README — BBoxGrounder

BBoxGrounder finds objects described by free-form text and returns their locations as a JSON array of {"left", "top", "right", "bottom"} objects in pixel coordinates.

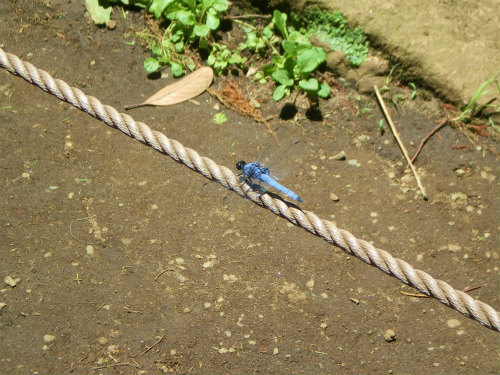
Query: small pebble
[
  {"left": 44, "top": 334, "right": 56, "bottom": 343},
  {"left": 4, "top": 276, "right": 18, "bottom": 287},
  {"left": 0, "top": 302, "right": 6, "bottom": 310},
  {"left": 480, "top": 170, "right": 496, "bottom": 182},
  {"left": 447, "top": 319, "right": 461, "bottom": 328},
  {"left": 223, "top": 274, "right": 237, "bottom": 282},
  {"left": 21, "top": 172, "right": 30, "bottom": 179},
  {"left": 331, "top": 151, "right": 346, "bottom": 160},
  {"left": 273, "top": 347, "right": 279, "bottom": 355},
  {"left": 97, "top": 336, "right": 108, "bottom": 345},
  {"left": 306, "top": 279, "right": 315, "bottom": 288},
  {"left": 447, "top": 244, "right": 462, "bottom": 252},
  {"left": 86, "top": 245, "right": 94, "bottom": 255},
  {"left": 384, "top": 329, "right": 396, "bottom": 342},
  {"left": 203, "top": 261, "right": 214, "bottom": 268},
  {"left": 347, "top": 159, "right": 360, "bottom": 167},
  {"left": 329, "top": 192, "right": 339, "bottom": 201}
]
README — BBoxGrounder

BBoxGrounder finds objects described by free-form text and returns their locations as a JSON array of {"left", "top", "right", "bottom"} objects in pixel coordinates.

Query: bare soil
[{"left": 1, "top": 1, "right": 499, "bottom": 374}]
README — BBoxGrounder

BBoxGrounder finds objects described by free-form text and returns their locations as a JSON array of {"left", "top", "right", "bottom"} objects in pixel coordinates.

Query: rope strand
[{"left": 1, "top": 47, "right": 498, "bottom": 332}]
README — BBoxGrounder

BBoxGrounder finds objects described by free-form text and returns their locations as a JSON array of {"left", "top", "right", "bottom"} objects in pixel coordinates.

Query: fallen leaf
[{"left": 125, "top": 67, "right": 214, "bottom": 109}]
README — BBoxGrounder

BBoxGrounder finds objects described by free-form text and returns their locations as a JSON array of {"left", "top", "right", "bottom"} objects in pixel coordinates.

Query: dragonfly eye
[{"left": 235, "top": 161, "right": 246, "bottom": 170}]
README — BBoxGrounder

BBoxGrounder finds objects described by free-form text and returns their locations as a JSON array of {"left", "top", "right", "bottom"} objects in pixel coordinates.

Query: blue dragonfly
[{"left": 236, "top": 127, "right": 304, "bottom": 202}]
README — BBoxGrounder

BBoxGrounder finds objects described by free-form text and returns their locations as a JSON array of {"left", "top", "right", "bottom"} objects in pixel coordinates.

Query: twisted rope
[{"left": 1, "top": 47, "right": 498, "bottom": 332}]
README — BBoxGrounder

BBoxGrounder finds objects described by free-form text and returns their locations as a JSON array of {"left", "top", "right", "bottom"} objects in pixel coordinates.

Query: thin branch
[
  {"left": 411, "top": 117, "right": 450, "bottom": 163},
  {"left": 131, "top": 334, "right": 166, "bottom": 358},
  {"left": 223, "top": 14, "right": 271, "bottom": 20},
  {"left": 374, "top": 85, "right": 428, "bottom": 200}
]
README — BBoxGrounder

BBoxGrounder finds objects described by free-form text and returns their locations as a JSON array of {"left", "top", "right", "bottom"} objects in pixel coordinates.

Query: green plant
[
  {"left": 452, "top": 70, "right": 500, "bottom": 132},
  {"left": 262, "top": 10, "right": 330, "bottom": 102},
  {"left": 91, "top": 0, "right": 229, "bottom": 76},
  {"left": 409, "top": 82, "right": 418, "bottom": 100},
  {"left": 139, "top": 29, "right": 196, "bottom": 76},
  {"left": 293, "top": 6, "right": 369, "bottom": 66},
  {"left": 146, "top": 0, "right": 229, "bottom": 75},
  {"left": 212, "top": 111, "right": 227, "bottom": 124}
]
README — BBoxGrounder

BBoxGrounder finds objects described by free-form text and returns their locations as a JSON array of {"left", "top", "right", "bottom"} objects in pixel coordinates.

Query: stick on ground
[{"left": 374, "top": 85, "right": 428, "bottom": 200}]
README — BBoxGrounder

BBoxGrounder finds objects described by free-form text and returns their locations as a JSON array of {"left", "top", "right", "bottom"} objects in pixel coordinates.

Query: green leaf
[
  {"left": 273, "top": 85, "right": 289, "bottom": 101},
  {"left": 151, "top": 43, "right": 162, "bottom": 56},
  {"left": 85, "top": 0, "right": 112, "bottom": 25},
  {"left": 170, "top": 62, "right": 184, "bottom": 77},
  {"left": 201, "top": 0, "right": 214, "bottom": 10},
  {"left": 207, "top": 53, "right": 216, "bottom": 66},
  {"left": 299, "top": 78, "right": 319, "bottom": 92},
  {"left": 262, "top": 64, "right": 275, "bottom": 76},
  {"left": 175, "top": 41, "right": 185, "bottom": 52},
  {"left": 272, "top": 10, "right": 288, "bottom": 39},
  {"left": 148, "top": 0, "right": 175, "bottom": 19},
  {"left": 262, "top": 25, "right": 273, "bottom": 39},
  {"left": 167, "top": 9, "right": 196, "bottom": 25},
  {"left": 144, "top": 57, "right": 161, "bottom": 73},
  {"left": 318, "top": 82, "right": 331, "bottom": 98},
  {"left": 271, "top": 70, "right": 293, "bottom": 86},
  {"left": 212, "top": 112, "right": 228, "bottom": 124},
  {"left": 282, "top": 40, "right": 296, "bottom": 56},
  {"left": 297, "top": 47, "right": 326, "bottom": 73},
  {"left": 212, "top": 0, "right": 229, "bottom": 12},
  {"left": 199, "top": 39, "right": 210, "bottom": 50},
  {"left": 228, "top": 53, "right": 241, "bottom": 64},
  {"left": 194, "top": 24, "right": 210, "bottom": 37},
  {"left": 206, "top": 11, "right": 220, "bottom": 30}
]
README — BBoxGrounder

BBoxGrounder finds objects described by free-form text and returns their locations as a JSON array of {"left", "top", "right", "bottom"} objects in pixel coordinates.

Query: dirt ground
[
  {"left": 307, "top": 0, "right": 500, "bottom": 108},
  {"left": 1, "top": 1, "right": 499, "bottom": 374}
]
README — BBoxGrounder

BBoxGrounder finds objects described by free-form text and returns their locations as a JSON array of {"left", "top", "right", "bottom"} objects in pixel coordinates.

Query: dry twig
[
  {"left": 411, "top": 117, "right": 450, "bottom": 163},
  {"left": 374, "top": 85, "right": 428, "bottom": 199},
  {"left": 131, "top": 334, "right": 167, "bottom": 357}
]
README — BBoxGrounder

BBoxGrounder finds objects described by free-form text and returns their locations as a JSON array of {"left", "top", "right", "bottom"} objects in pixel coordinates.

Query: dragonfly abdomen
[{"left": 258, "top": 173, "right": 303, "bottom": 202}]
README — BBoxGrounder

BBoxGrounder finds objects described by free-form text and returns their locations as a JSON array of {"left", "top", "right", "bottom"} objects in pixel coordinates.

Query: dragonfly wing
[{"left": 255, "top": 127, "right": 304, "bottom": 180}]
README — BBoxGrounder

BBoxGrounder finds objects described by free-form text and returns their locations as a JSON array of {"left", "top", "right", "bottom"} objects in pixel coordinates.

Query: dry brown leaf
[{"left": 125, "top": 67, "right": 213, "bottom": 109}]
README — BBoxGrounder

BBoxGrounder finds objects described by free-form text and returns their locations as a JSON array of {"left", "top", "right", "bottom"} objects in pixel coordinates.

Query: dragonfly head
[{"left": 235, "top": 160, "right": 246, "bottom": 170}]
